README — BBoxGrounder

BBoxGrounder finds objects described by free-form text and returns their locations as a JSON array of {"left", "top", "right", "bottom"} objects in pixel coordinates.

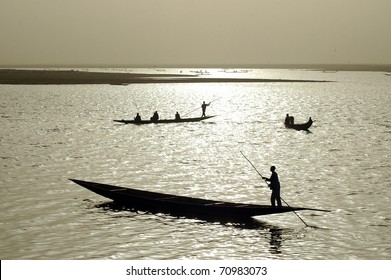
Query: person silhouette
[
  {"left": 150, "top": 111, "right": 159, "bottom": 122},
  {"left": 285, "top": 114, "right": 290, "bottom": 125},
  {"left": 201, "top": 101, "right": 210, "bottom": 117},
  {"left": 262, "top": 166, "right": 282, "bottom": 207},
  {"left": 134, "top": 113, "right": 141, "bottom": 123}
]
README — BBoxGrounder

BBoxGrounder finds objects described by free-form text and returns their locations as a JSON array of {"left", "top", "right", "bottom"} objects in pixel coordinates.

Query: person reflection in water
[
  {"left": 262, "top": 166, "right": 282, "bottom": 207},
  {"left": 269, "top": 228, "right": 283, "bottom": 254}
]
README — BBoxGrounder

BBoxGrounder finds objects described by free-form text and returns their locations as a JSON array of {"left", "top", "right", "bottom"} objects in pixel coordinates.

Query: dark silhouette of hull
[
  {"left": 285, "top": 118, "right": 313, "bottom": 130},
  {"left": 70, "top": 179, "right": 327, "bottom": 221},
  {"left": 113, "top": 115, "right": 216, "bottom": 124}
]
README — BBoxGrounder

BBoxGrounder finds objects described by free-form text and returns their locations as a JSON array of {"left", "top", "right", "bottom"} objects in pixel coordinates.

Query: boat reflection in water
[{"left": 95, "top": 201, "right": 287, "bottom": 255}]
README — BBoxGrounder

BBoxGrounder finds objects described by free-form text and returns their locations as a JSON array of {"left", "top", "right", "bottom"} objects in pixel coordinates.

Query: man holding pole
[
  {"left": 240, "top": 151, "right": 310, "bottom": 226},
  {"left": 262, "top": 166, "right": 282, "bottom": 207},
  {"left": 201, "top": 101, "right": 210, "bottom": 117}
]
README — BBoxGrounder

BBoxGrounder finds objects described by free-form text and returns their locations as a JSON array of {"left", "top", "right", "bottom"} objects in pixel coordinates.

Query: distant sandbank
[{"left": 0, "top": 69, "right": 331, "bottom": 85}]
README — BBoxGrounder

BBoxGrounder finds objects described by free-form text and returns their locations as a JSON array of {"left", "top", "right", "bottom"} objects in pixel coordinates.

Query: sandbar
[{"left": 0, "top": 69, "right": 330, "bottom": 85}]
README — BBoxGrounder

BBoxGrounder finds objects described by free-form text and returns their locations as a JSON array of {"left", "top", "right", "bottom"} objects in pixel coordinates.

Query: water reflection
[
  {"left": 269, "top": 228, "right": 283, "bottom": 254},
  {"left": 2, "top": 70, "right": 390, "bottom": 259},
  {"left": 95, "top": 201, "right": 282, "bottom": 227},
  {"left": 95, "top": 201, "right": 287, "bottom": 256},
  {"left": 229, "top": 219, "right": 285, "bottom": 255}
]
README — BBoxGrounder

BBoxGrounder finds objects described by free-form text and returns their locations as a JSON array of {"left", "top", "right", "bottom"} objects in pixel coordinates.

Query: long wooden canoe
[
  {"left": 113, "top": 115, "right": 216, "bottom": 124},
  {"left": 285, "top": 117, "right": 313, "bottom": 131},
  {"left": 70, "top": 179, "right": 328, "bottom": 221}
]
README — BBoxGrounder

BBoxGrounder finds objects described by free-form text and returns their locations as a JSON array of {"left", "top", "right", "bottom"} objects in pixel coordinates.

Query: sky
[{"left": 0, "top": 0, "right": 390, "bottom": 67}]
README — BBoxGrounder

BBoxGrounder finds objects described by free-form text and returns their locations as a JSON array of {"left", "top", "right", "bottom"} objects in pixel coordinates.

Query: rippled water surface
[{"left": 1, "top": 69, "right": 390, "bottom": 259}]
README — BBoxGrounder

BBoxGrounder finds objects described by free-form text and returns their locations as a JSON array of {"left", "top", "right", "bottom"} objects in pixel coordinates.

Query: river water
[{"left": 0, "top": 69, "right": 390, "bottom": 259}]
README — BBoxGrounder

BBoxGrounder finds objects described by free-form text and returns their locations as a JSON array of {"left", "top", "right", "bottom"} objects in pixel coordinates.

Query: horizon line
[{"left": 1, "top": 63, "right": 391, "bottom": 71}]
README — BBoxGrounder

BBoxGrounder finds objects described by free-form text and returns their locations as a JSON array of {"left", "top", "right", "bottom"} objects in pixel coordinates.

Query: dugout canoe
[
  {"left": 285, "top": 117, "right": 313, "bottom": 131},
  {"left": 70, "top": 179, "right": 328, "bottom": 221},
  {"left": 113, "top": 115, "right": 216, "bottom": 124}
]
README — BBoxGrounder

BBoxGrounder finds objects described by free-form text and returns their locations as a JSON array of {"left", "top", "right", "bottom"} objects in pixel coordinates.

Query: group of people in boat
[
  {"left": 133, "top": 111, "right": 161, "bottom": 123},
  {"left": 133, "top": 101, "right": 211, "bottom": 123}
]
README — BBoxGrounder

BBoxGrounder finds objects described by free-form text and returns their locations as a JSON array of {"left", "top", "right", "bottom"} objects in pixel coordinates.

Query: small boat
[
  {"left": 70, "top": 179, "right": 328, "bottom": 221},
  {"left": 285, "top": 117, "right": 313, "bottom": 131},
  {"left": 113, "top": 115, "right": 216, "bottom": 124}
]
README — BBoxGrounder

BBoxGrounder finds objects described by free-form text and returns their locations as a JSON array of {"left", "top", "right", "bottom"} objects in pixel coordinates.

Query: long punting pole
[
  {"left": 182, "top": 97, "right": 221, "bottom": 117},
  {"left": 240, "top": 151, "right": 309, "bottom": 227}
]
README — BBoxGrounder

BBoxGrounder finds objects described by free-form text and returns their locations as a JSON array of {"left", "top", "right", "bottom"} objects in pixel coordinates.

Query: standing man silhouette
[
  {"left": 201, "top": 101, "right": 210, "bottom": 117},
  {"left": 262, "top": 166, "right": 282, "bottom": 207}
]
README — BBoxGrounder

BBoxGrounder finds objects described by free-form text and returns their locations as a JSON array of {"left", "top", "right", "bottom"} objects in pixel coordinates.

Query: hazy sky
[{"left": 1, "top": 0, "right": 390, "bottom": 66}]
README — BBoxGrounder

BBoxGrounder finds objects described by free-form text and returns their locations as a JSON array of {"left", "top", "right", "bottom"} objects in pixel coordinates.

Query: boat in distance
[
  {"left": 113, "top": 115, "right": 216, "bottom": 124},
  {"left": 285, "top": 117, "right": 313, "bottom": 131},
  {"left": 70, "top": 179, "right": 329, "bottom": 221}
]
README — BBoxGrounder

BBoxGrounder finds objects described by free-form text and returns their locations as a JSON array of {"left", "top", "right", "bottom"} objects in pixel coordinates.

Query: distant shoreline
[
  {"left": 0, "top": 69, "right": 331, "bottom": 85},
  {"left": 2, "top": 63, "right": 390, "bottom": 71}
]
